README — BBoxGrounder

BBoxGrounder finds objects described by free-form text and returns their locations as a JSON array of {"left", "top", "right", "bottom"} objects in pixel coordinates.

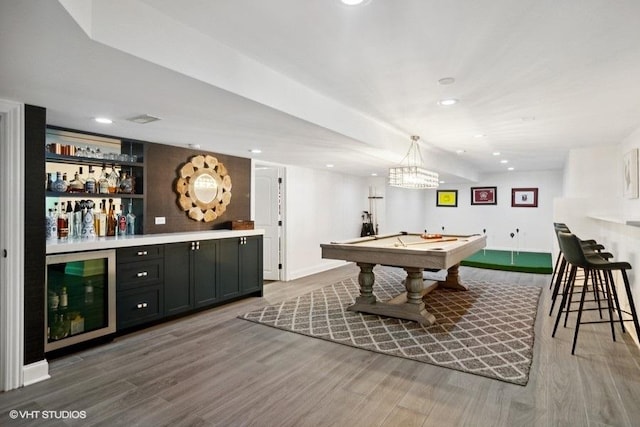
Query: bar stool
[
  {"left": 552, "top": 231, "right": 640, "bottom": 355},
  {"left": 548, "top": 224, "right": 611, "bottom": 316}
]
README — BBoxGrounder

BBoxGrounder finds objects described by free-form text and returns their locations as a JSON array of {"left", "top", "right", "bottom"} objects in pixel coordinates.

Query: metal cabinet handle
[
  {"left": 137, "top": 271, "right": 148, "bottom": 277},
  {"left": 196, "top": 241, "right": 200, "bottom": 250},
  {"left": 136, "top": 302, "right": 148, "bottom": 309},
  {"left": 191, "top": 241, "right": 195, "bottom": 251},
  {"left": 137, "top": 250, "right": 148, "bottom": 256}
]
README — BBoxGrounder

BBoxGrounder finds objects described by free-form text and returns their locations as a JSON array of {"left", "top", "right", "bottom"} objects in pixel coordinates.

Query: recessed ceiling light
[
  {"left": 438, "top": 98, "right": 459, "bottom": 106},
  {"left": 474, "top": 134, "right": 486, "bottom": 138},
  {"left": 492, "top": 152, "right": 501, "bottom": 156},
  {"left": 500, "top": 159, "right": 509, "bottom": 164},
  {"left": 127, "top": 114, "right": 160, "bottom": 124},
  {"left": 438, "top": 77, "right": 455, "bottom": 85},
  {"left": 439, "top": 180, "right": 446, "bottom": 184},
  {"left": 456, "top": 149, "right": 465, "bottom": 154},
  {"left": 371, "top": 173, "right": 378, "bottom": 176},
  {"left": 521, "top": 116, "right": 536, "bottom": 122},
  {"left": 340, "top": 0, "right": 368, "bottom": 5},
  {"left": 189, "top": 143, "right": 201, "bottom": 149},
  {"left": 326, "top": 164, "right": 334, "bottom": 168},
  {"left": 94, "top": 117, "right": 113, "bottom": 124},
  {"left": 249, "top": 149, "right": 262, "bottom": 154},
  {"left": 508, "top": 167, "right": 515, "bottom": 171}
]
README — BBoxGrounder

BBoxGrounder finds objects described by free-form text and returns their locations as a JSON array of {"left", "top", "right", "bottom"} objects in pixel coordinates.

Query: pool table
[{"left": 320, "top": 232, "right": 486, "bottom": 325}]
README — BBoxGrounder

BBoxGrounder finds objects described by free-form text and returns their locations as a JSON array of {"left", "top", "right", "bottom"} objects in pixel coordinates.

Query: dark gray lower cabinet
[
  {"left": 164, "top": 240, "right": 219, "bottom": 316},
  {"left": 116, "top": 236, "right": 262, "bottom": 331},
  {"left": 116, "top": 245, "right": 164, "bottom": 329},
  {"left": 219, "top": 236, "right": 263, "bottom": 299}
]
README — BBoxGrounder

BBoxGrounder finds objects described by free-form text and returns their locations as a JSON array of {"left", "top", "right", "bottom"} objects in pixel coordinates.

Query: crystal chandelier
[{"left": 388, "top": 135, "right": 439, "bottom": 189}]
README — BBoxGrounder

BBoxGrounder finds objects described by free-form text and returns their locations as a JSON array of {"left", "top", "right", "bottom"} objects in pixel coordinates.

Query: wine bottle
[{"left": 98, "top": 166, "right": 109, "bottom": 194}]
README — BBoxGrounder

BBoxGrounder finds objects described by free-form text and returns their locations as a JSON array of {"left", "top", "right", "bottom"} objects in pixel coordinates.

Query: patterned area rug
[{"left": 240, "top": 267, "right": 543, "bottom": 386}]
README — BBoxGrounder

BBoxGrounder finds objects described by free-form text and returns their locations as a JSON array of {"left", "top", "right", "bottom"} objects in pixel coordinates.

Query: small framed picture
[
  {"left": 623, "top": 148, "right": 639, "bottom": 199},
  {"left": 471, "top": 187, "right": 497, "bottom": 205},
  {"left": 436, "top": 190, "right": 458, "bottom": 207},
  {"left": 511, "top": 188, "right": 538, "bottom": 207}
]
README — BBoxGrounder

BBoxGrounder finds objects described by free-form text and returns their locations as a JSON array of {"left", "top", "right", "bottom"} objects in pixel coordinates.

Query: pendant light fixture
[{"left": 388, "top": 135, "right": 439, "bottom": 189}]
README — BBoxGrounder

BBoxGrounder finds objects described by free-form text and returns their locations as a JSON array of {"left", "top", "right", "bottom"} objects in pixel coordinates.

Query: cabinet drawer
[
  {"left": 117, "top": 259, "right": 163, "bottom": 290},
  {"left": 117, "top": 287, "right": 162, "bottom": 329},
  {"left": 117, "top": 245, "right": 164, "bottom": 262}
]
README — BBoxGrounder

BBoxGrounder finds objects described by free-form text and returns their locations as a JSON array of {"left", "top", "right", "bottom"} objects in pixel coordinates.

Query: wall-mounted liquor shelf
[
  {"left": 45, "top": 152, "right": 144, "bottom": 169},
  {"left": 45, "top": 191, "right": 144, "bottom": 199}
]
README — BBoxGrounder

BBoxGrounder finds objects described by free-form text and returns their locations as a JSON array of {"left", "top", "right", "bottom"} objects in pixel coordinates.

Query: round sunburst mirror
[{"left": 175, "top": 154, "right": 232, "bottom": 222}]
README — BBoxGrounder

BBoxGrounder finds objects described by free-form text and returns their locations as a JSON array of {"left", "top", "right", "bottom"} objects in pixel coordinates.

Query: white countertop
[
  {"left": 588, "top": 215, "right": 640, "bottom": 227},
  {"left": 46, "top": 229, "right": 264, "bottom": 254}
]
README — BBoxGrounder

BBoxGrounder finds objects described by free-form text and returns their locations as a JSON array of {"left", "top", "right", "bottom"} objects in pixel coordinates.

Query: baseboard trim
[{"left": 22, "top": 360, "right": 50, "bottom": 387}]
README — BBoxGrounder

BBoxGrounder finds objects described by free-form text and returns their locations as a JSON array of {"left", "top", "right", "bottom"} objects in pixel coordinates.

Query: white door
[{"left": 255, "top": 165, "right": 282, "bottom": 281}]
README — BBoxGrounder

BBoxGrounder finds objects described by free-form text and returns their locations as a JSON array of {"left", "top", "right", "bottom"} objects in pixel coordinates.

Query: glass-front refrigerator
[{"left": 45, "top": 249, "right": 116, "bottom": 352}]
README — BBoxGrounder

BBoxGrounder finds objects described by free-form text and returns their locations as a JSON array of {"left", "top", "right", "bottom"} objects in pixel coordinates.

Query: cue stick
[
  {"left": 396, "top": 237, "right": 407, "bottom": 247},
  {"left": 393, "top": 238, "right": 458, "bottom": 247}
]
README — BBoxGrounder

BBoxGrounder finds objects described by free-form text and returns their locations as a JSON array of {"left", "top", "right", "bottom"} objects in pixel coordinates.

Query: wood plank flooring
[{"left": 2, "top": 265, "right": 640, "bottom": 426}]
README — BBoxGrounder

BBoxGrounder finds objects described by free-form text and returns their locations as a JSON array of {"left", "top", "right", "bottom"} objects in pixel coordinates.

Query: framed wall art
[
  {"left": 436, "top": 190, "right": 458, "bottom": 207},
  {"left": 623, "top": 148, "right": 639, "bottom": 199},
  {"left": 471, "top": 186, "right": 497, "bottom": 205},
  {"left": 511, "top": 188, "right": 538, "bottom": 207}
]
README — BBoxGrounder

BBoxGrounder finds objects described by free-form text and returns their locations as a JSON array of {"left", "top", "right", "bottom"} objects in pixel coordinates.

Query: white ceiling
[{"left": 2, "top": 0, "right": 640, "bottom": 182}]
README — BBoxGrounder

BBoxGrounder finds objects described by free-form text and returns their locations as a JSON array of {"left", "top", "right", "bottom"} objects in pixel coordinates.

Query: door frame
[
  {"left": 0, "top": 99, "right": 25, "bottom": 391},
  {"left": 252, "top": 160, "right": 286, "bottom": 281}
]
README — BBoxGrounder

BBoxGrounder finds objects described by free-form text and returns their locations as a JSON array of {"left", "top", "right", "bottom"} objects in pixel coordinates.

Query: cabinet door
[
  {"left": 193, "top": 240, "right": 218, "bottom": 308},
  {"left": 241, "top": 236, "right": 263, "bottom": 295},
  {"left": 218, "top": 238, "right": 240, "bottom": 299},
  {"left": 164, "top": 242, "right": 193, "bottom": 316}
]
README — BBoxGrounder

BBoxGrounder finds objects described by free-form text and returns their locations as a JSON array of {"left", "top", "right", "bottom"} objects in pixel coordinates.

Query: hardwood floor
[{"left": 2, "top": 265, "right": 640, "bottom": 426}]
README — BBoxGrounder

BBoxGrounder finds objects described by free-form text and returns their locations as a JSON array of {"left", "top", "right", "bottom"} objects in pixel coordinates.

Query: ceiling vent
[{"left": 127, "top": 114, "right": 161, "bottom": 124}]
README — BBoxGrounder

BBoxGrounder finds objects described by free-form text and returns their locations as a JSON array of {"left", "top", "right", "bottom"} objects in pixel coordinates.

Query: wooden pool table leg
[
  {"left": 348, "top": 264, "right": 436, "bottom": 325},
  {"left": 354, "top": 262, "right": 376, "bottom": 304},
  {"left": 437, "top": 263, "right": 469, "bottom": 291}
]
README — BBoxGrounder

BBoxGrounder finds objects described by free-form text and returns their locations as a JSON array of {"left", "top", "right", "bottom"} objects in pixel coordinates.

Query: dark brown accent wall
[
  {"left": 24, "top": 105, "right": 46, "bottom": 365},
  {"left": 144, "top": 142, "right": 251, "bottom": 234}
]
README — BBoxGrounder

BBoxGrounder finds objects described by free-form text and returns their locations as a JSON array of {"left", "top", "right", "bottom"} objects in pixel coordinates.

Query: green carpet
[{"left": 461, "top": 249, "right": 553, "bottom": 274}]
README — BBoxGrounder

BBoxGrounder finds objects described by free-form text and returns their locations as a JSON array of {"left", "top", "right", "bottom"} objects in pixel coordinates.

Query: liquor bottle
[
  {"left": 65, "top": 201, "right": 75, "bottom": 239},
  {"left": 57, "top": 203, "right": 68, "bottom": 240},
  {"left": 74, "top": 200, "right": 82, "bottom": 237},
  {"left": 68, "top": 170, "right": 84, "bottom": 193},
  {"left": 46, "top": 208, "right": 57, "bottom": 240},
  {"left": 85, "top": 167, "right": 97, "bottom": 193},
  {"left": 107, "top": 166, "right": 120, "bottom": 194},
  {"left": 126, "top": 203, "right": 136, "bottom": 235},
  {"left": 117, "top": 204, "right": 127, "bottom": 236},
  {"left": 51, "top": 172, "right": 68, "bottom": 192},
  {"left": 107, "top": 199, "right": 116, "bottom": 236},
  {"left": 119, "top": 171, "right": 134, "bottom": 194},
  {"left": 81, "top": 200, "right": 96, "bottom": 237},
  {"left": 98, "top": 166, "right": 109, "bottom": 194},
  {"left": 46, "top": 172, "right": 52, "bottom": 190},
  {"left": 97, "top": 199, "right": 107, "bottom": 237}
]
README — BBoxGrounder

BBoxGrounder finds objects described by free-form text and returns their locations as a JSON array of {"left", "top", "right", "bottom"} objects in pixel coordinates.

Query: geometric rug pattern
[{"left": 241, "top": 267, "right": 543, "bottom": 386}]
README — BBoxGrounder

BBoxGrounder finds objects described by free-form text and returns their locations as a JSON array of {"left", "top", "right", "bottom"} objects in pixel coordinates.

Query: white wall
[
  {"left": 414, "top": 170, "right": 564, "bottom": 252},
  {"left": 284, "top": 166, "right": 369, "bottom": 280}
]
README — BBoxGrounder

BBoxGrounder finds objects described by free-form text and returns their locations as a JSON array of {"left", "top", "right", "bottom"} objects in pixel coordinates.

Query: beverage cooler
[{"left": 45, "top": 249, "right": 116, "bottom": 352}]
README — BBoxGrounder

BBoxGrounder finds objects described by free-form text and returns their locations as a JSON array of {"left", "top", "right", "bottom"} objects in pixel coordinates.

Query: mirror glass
[{"left": 192, "top": 173, "right": 218, "bottom": 204}]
